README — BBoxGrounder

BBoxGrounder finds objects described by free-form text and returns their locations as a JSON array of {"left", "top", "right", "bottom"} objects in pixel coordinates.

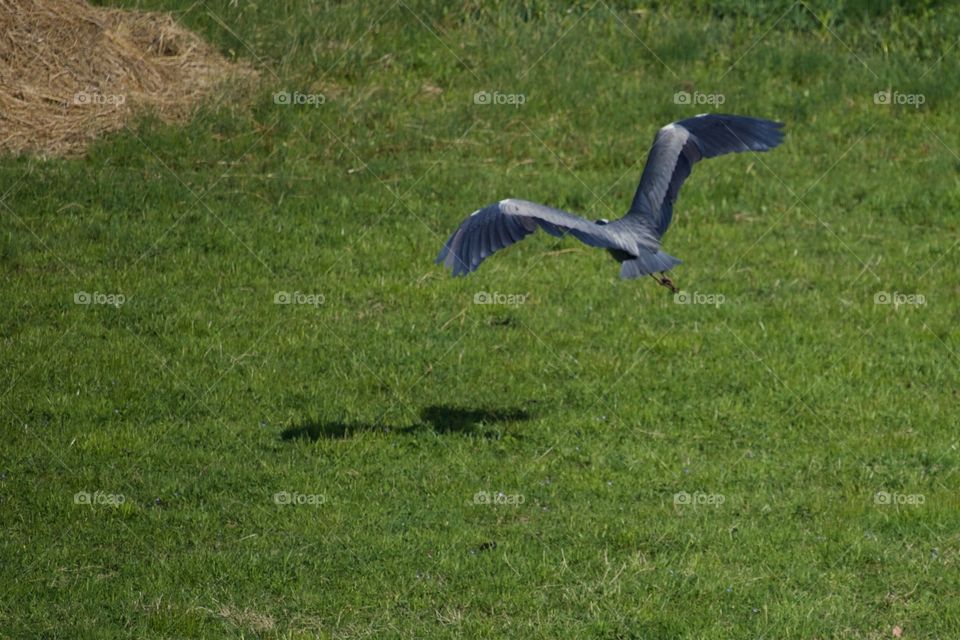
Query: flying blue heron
[{"left": 435, "top": 113, "right": 785, "bottom": 291}]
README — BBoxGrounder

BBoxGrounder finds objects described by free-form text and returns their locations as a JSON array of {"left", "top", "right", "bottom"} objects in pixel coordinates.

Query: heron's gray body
[{"left": 436, "top": 114, "right": 785, "bottom": 280}]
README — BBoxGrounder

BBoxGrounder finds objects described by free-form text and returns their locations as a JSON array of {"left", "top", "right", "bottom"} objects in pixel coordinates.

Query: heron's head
[{"left": 594, "top": 218, "right": 609, "bottom": 226}]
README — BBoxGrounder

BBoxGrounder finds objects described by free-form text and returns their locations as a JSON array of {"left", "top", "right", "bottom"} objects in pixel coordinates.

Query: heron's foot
[
  {"left": 658, "top": 272, "right": 678, "bottom": 293},
  {"left": 649, "top": 273, "right": 678, "bottom": 293}
]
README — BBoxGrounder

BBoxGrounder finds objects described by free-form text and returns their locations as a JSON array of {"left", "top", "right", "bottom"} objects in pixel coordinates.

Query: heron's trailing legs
[{"left": 650, "top": 272, "right": 678, "bottom": 293}]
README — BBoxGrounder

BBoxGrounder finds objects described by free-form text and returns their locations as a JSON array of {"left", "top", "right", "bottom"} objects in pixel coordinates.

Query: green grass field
[{"left": 3, "top": 1, "right": 959, "bottom": 637}]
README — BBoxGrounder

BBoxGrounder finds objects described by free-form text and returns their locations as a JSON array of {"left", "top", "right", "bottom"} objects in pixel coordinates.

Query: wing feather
[
  {"left": 623, "top": 114, "right": 784, "bottom": 238},
  {"left": 435, "top": 199, "right": 624, "bottom": 276},
  {"left": 493, "top": 216, "right": 512, "bottom": 249}
]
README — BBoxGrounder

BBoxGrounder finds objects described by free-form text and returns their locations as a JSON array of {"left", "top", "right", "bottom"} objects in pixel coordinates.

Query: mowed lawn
[{"left": 2, "top": 1, "right": 959, "bottom": 637}]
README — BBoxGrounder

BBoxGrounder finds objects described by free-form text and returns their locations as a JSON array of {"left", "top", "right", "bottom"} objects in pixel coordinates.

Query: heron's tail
[{"left": 619, "top": 250, "right": 682, "bottom": 279}]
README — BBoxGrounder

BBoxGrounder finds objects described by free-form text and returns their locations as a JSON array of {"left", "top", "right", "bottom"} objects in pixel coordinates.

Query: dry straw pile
[{"left": 0, "top": 0, "right": 256, "bottom": 156}]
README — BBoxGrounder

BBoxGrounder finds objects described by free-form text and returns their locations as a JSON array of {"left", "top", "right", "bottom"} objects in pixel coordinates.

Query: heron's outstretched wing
[
  {"left": 623, "top": 114, "right": 785, "bottom": 238},
  {"left": 435, "top": 199, "right": 617, "bottom": 276}
]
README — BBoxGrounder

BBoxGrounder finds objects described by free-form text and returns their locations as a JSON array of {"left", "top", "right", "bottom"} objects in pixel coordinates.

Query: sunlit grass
[{"left": 2, "top": 1, "right": 958, "bottom": 637}]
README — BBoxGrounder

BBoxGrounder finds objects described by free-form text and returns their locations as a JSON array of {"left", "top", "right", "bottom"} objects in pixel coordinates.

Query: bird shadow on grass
[{"left": 281, "top": 405, "right": 532, "bottom": 442}]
